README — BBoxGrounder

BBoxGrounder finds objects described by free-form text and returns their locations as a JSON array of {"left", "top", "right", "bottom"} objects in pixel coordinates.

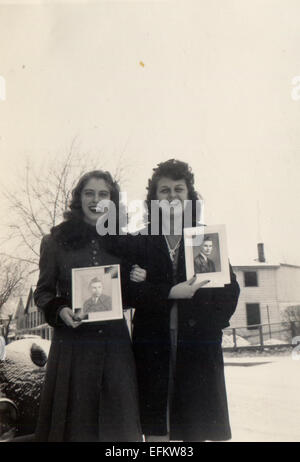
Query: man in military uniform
[{"left": 82, "top": 277, "right": 112, "bottom": 314}]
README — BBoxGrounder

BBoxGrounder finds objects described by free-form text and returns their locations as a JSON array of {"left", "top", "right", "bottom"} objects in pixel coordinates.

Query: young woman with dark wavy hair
[
  {"left": 34, "top": 170, "right": 142, "bottom": 442},
  {"left": 128, "top": 159, "right": 240, "bottom": 442}
]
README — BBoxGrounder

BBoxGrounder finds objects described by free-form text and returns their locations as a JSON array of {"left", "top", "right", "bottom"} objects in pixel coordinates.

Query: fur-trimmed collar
[{"left": 51, "top": 219, "right": 100, "bottom": 250}]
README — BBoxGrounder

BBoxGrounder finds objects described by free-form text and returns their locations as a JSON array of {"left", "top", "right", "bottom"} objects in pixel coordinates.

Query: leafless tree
[
  {"left": 0, "top": 258, "right": 25, "bottom": 343},
  {"left": 281, "top": 305, "right": 300, "bottom": 340},
  {"left": 1, "top": 139, "right": 132, "bottom": 271}
]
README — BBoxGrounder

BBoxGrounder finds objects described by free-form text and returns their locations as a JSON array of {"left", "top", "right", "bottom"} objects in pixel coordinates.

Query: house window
[
  {"left": 246, "top": 303, "right": 261, "bottom": 329},
  {"left": 244, "top": 271, "right": 258, "bottom": 287}
]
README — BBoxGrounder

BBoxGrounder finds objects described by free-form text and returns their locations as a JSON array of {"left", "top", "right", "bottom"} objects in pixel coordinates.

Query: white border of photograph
[
  {"left": 72, "top": 264, "right": 123, "bottom": 322},
  {"left": 184, "top": 224, "right": 230, "bottom": 288}
]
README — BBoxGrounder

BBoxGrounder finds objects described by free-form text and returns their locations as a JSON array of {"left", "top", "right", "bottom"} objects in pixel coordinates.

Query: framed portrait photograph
[
  {"left": 72, "top": 264, "right": 123, "bottom": 322},
  {"left": 184, "top": 224, "right": 230, "bottom": 288}
]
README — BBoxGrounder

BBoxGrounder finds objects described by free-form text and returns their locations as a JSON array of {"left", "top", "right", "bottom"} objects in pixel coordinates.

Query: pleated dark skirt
[{"left": 35, "top": 319, "right": 142, "bottom": 442}]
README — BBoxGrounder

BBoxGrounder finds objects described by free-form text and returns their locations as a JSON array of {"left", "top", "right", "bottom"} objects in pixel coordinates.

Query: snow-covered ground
[{"left": 224, "top": 355, "right": 300, "bottom": 442}]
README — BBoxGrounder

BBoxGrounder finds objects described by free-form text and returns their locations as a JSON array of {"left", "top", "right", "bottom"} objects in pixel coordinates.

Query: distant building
[
  {"left": 23, "top": 287, "right": 45, "bottom": 329},
  {"left": 229, "top": 244, "right": 300, "bottom": 343},
  {"left": 14, "top": 287, "right": 51, "bottom": 339},
  {"left": 15, "top": 298, "right": 25, "bottom": 331}
]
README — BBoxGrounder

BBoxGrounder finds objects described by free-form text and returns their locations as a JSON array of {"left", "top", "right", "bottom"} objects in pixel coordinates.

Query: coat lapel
[
  {"left": 148, "top": 234, "right": 170, "bottom": 261},
  {"left": 177, "top": 239, "right": 187, "bottom": 282},
  {"left": 148, "top": 234, "right": 187, "bottom": 283}
]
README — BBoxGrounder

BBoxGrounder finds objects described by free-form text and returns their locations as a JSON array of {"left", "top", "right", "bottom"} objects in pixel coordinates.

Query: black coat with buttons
[
  {"left": 126, "top": 233, "right": 240, "bottom": 441},
  {"left": 33, "top": 219, "right": 142, "bottom": 442}
]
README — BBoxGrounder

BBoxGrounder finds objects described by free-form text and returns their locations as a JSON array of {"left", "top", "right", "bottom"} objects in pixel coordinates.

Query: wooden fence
[{"left": 8, "top": 317, "right": 300, "bottom": 351}]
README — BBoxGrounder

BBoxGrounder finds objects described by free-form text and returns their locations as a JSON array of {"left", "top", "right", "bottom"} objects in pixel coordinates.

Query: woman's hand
[
  {"left": 130, "top": 264, "right": 147, "bottom": 283},
  {"left": 168, "top": 275, "right": 210, "bottom": 299},
  {"left": 59, "top": 307, "right": 82, "bottom": 328}
]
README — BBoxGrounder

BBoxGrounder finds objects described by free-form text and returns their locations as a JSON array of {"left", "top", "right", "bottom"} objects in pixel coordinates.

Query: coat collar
[{"left": 51, "top": 219, "right": 100, "bottom": 250}]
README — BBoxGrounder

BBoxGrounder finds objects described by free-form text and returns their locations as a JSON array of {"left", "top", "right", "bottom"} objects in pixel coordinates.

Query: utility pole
[{"left": 266, "top": 304, "right": 271, "bottom": 339}]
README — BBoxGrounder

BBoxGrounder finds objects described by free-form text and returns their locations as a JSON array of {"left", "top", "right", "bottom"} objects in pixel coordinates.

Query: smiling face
[
  {"left": 156, "top": 177, "right": 189, "bottom": 210},
  {"left": 81, "top": 177, "right": 111, "bottom": 225}
]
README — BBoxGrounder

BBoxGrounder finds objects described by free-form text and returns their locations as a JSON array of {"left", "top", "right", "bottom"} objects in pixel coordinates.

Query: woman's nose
[
  {"left": 169, "top": 190, "right": 177, "bottom": 201},
  {"left": 169, "top": 193, "right": 178, "bottom": 202},
  {"left": 96, "top": 194, "right": 105, "bottom": 203},
  {"left": 89, "top": 193, "right": 97, "bottom": 203}
]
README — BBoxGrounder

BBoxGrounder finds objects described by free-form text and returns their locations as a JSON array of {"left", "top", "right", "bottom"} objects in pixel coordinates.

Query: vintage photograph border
[
  {"left": 184, "top": 224, "right": 230, "bottom": 288},
  {"left": 72, "top": 264, "right": 123, "bottom": 322}
]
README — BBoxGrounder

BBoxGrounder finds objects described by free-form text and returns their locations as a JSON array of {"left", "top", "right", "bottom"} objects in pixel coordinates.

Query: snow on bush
[{"left": 0, "top": 338, "right": 51, "bottom": 436}]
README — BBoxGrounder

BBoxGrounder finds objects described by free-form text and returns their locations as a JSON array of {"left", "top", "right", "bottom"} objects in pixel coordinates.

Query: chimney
[{"left": 257, "top": 243, "right": 266, "bottom": 263}]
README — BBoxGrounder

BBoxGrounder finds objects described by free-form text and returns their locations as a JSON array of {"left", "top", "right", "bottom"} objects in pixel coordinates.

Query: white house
[{"left": 229, "top": 244, "right": 300, "bottom": 343}]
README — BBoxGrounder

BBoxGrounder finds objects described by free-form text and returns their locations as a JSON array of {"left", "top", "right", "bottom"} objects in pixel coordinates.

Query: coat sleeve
[
  {"left": 123, "top": 234, "right": 174, "bottom": 310},
  {"left": 120, "top": 254, "right": 173, "bottom": 310},
  {"left": 106, "top": 233, "right": 174, "bottom": 309},
  {"left": 128, "top": 280, "right": 173, "bottom": 310},
  {"left": 208, "top": 263, "right": 240, "bottom": 329},
  {"left": 33, "top": 235, "right": 68, "bottom": 328}
]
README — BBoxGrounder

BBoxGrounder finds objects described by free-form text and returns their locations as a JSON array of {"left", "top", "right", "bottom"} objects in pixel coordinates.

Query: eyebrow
[
  {"left": 83, "top": 188, "right": 109, "bottom": 193},
  {"left": 159, "top": 183, "right": 186, "bottom": 188}
]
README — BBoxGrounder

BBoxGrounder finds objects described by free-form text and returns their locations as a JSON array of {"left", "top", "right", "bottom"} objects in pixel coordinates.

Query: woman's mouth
[{"left": 169, "top": 199, "right": 181, "bottom": 207}]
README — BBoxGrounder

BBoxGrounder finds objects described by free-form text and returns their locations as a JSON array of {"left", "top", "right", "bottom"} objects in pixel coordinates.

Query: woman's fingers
[
  {"left": 131, "top": 274, "right": 145, "bottom": 282},
  {"left": 131, "top": 264, "right": 146, "bottom": 273},
  {"left": 70, "top": 312, "right": 82, "bottom": 328},
  {"left": 130, "top": 265, "right": 147, "bottom": 282},
  {"left": 73, "top": 314, "right": 82, "bottom": 322},
  {"left": 132, "top": 269, "right": 146, "bottom": 277},
  {"left": 187, "top": 275, "right": 197, "bottom": 285},
  {"left": 191, "top": 279, "right": 210, "bottom": 293},
  {"left": 59, "top": 307, "right": 82, "bottom": 328}
]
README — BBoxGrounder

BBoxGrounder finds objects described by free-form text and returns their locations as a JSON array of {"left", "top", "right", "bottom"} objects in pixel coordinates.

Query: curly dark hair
[
  {"left": 145, "top": 159, "right": 202, "bottom": 226},
  {"left": 64, "top": 170, "right": 123, "bottom": 223}
]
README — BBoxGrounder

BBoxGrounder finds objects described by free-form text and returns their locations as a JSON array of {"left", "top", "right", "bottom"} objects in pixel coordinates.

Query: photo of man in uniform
[
  {"left": 82, "top": 277, "right": 112, "bottom": 316},
  {"left": 194, "top": 235, "right": 216, "bottom": 273}
]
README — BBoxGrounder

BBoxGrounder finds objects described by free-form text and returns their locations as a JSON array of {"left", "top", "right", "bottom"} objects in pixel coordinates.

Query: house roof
[
  {"left": 279, "top": 263, "right": 300, "bottom": 269},
  {"left": 15, "top": 297, "right": 25, "bottom": 319},
  {"left": 24, "top": 286, "right": 37, "bottom": 314},
  {"left": 232, "top": 261, "right": 300, "bottom": 269},
  {"left": 232, "top": 260, "right": 280, "bottom": 268}
]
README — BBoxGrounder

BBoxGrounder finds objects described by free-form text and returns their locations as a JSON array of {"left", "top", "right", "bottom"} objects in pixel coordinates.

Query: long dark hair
[
  {"left": 145, "top": 159, "right": 203, "bottom": 227},
  {"left": 64, "top": 170, "right": 122, "bottom": 222}
]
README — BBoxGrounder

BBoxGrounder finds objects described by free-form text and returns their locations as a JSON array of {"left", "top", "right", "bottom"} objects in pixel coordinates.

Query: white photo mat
[
  {"left": 72, "top": 264, "right": 123, "bottom": 322},
  {"left": 184, "top": 224, "right": 230, "bottom": 288}
]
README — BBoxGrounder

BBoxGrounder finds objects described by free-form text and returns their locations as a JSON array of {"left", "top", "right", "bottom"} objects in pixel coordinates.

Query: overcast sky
[{"left": 0, "top": 0, "right": 300, "bottom": 265}]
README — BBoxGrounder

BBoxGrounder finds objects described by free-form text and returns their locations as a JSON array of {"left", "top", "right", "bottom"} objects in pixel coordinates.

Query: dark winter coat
[
  {"left": 33, "top": 219, "right": 142, "bottom": 442},
  {"left": 125, "top": 233, "right": 240, "bottom": 442}
]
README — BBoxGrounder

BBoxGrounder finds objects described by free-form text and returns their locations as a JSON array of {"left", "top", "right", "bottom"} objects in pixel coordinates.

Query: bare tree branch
[
  {"left": 0, "top": 258, "right": 25, "bottom": 314},
  {"left": 1, "top": 141, "right": 130, "bottom": 271}
]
